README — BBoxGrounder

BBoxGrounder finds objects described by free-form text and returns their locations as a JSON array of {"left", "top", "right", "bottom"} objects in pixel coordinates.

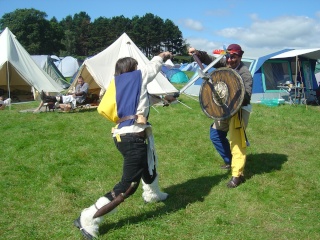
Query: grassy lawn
[{"left": 1, "top": 94, "right": 319, "bottom": 240}]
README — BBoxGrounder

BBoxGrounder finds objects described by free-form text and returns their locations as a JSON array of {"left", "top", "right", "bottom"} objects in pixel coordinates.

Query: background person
[
  {"left": 34, "top": 76, "right": 89, "bottom": 112},
  {"left": 59, "top": 75, "right": 89, "bottom": 110},
  {"left": 188, "top": 44, "right": 253, "bottom": 188},
  {"left": 70, "top": 75, "right": 89, "bottom": 104}
]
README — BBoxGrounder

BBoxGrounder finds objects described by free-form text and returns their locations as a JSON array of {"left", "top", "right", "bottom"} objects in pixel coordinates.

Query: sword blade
[{"left": 179, "top": 54, "right": 224, "bottom": 94}]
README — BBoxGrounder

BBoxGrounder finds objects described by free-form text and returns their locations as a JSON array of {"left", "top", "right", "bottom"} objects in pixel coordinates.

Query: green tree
[
  {"left": 0, "top": 8, "right": 64, "bottom": 54},
  {"left": 131, "top": 13, "right": 164, "bottom": 57},
  {"left": 73, "top": 12, "right": 91, "bottom": 56},
  {"left": 59, "top": 15, "right": 76, "bottom": 56},
  {"left": 108, "top": 15, "right": 132, "bottom": 46},
  {"left": 89, "top": 16, "right": 132, "bottom": 56},
  {"left": 0, "top": 9, "right": 189, "bottom": 59},
  {"left": 46, "top": 17, "right": 65, "bottom": 54},
  {"left": 59, "top": 12, "right": 91, "bottom": 56},
  {"left": 162, "top": 19, "right": 183, "bottom": 54},
  {"left": 89, "top": 17, "right": 111, "bottom": 55}
]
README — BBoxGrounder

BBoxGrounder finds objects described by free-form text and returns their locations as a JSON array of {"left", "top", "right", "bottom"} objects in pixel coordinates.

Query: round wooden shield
[{"left": 199, "top": 67, "right": 245, "bottom": 120}]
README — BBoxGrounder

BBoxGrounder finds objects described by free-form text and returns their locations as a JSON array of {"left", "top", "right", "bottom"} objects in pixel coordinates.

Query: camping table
[{"left": 277, "top": 85, "right": 305, "bottom": 105}]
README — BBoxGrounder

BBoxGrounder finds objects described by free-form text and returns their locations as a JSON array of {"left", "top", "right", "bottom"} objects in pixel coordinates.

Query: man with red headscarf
[{"left": 188, "top": 44, "right": 253, "bottom": 188}]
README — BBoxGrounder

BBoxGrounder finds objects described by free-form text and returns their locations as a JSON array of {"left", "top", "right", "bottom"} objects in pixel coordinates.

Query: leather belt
[{"left": 116, "top": 115, "right": 137, "bottom": 124}]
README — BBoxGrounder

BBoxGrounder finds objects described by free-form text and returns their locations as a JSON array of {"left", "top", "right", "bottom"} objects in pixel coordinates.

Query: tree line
[{"left": 0, "top": 8, "right": 189, "bottom": 59}]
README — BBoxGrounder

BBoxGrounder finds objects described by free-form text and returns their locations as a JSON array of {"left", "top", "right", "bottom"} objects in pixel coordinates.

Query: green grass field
[{"left": 1, "top": 95, "right": 319, "bottom": 240}]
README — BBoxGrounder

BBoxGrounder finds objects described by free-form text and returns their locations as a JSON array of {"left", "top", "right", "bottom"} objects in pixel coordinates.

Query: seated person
[
  {"left": 34, "top": 76, "right": 89, "bottom": 112},
  {"left": 0, "top": 96, "right": 11, "bottom": 110}
]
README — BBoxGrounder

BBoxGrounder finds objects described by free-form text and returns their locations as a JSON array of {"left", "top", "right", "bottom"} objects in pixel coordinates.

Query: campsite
[
  {"left": 1, "top": 94, "right": 320, "bottom": 239},
  {"left": 1, "top": 22, "right": 320, "bottom": 239}
]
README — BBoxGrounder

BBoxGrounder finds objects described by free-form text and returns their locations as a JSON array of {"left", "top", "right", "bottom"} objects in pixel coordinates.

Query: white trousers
[
  {"left": 0, "top": 98, "right": 11, "bottom": 106},
  {"left": 62, "top": 95, "right": 77, "bottom": 108}
]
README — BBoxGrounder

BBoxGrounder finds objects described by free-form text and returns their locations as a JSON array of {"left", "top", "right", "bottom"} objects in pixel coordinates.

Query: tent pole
[
  {"left": 176, "top": 99, "right": 192, "bottom": 109},
  {"left": 294, "top": 56, "right": 298, "bottom": 103},
  {"left": 6, "top": 62, "right": 11, "bottom": 111},
  {"left": 152, "top": 106, "right": 159, "bottom": 113},
  {"left": 295, "top": 56, "right": 298, "bottom": 86}
]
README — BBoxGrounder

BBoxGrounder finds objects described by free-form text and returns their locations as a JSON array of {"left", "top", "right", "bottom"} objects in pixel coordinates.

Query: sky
[{"left": 1, "top": 0, "right": 320, "bottom": 58}]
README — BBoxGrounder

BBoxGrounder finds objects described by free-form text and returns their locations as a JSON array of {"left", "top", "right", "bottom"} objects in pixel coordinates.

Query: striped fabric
[{"left": 98, "top": 70, "right": 142, "bottom": 128}]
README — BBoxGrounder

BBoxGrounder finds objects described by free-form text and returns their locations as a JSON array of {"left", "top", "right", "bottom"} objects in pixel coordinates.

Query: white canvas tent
[
  {"left": 69, "top": 33, "right": 178, "bottom": 97},
  {"left": 0, "top": 27, "right": 63, "bottom": 101}
]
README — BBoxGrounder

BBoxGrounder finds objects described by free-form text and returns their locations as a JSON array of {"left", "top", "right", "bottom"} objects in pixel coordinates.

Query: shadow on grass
[
  {"left": 100, "top": 173, "right": 228, "bottom": 235},
  {"left": 99, "top": 154, "right": 287, "bottom": 235},
  {"left": 245, "top": 153, "right": 288, "bottom": 179}
]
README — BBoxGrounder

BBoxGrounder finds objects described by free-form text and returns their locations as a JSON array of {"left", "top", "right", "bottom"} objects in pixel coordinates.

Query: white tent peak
[{"left": 70, "top": 32, "right": 178, "bottom": 96}]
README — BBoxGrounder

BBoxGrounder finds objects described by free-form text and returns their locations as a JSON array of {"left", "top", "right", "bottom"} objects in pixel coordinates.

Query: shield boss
[{"left": 199, "top": 67, "right": 245, "bottom": 120}]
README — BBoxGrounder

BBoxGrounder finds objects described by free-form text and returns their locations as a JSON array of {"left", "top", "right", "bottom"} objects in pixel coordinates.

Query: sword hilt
[{"left": 193, "top": 54, "right": 210, "bottom": 80}]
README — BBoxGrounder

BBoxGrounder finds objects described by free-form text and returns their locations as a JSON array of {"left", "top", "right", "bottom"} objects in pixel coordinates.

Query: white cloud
[
  {"left": 186, "top": 37, "right": 222, "bottom": 53},
  {"left": 179, "top": 18, "right": 204, "bottom": 31},
  {"left": 213, "top": 15, "right": 320, "bottom": 57}
]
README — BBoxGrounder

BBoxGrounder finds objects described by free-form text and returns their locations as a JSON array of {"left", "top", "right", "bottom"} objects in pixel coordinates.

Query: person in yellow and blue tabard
[
  {"left": 188, "top": 44, "right": 253, "bottom": 188},
  {"left": 74, "top": 51, "right": 175, "bottom": 240}
]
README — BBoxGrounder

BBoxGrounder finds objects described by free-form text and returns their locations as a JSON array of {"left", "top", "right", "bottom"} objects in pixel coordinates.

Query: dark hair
[{"left": 114, "top": 57, "right": 138, "bottom": 76}]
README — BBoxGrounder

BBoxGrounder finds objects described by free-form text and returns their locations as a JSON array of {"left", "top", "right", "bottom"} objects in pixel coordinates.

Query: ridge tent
[
  {"left": 0, "top": 27, "right": 63, "bottom": 102},
  {"left": 69, "top": 32, "right": 178, "bottom": 98},
  {"left": 31, "top": 55, "right": 70, "bottom": 89}
]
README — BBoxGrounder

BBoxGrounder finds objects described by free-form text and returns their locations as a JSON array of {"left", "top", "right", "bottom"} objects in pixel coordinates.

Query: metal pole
[{"left": 7, "top": 62, "right": 11, "bottom": 110}]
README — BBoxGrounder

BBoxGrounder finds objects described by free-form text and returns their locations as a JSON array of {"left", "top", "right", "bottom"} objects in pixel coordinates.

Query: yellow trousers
[
  {"left": 229, "top": 110, "right": 250, "bottom": 177},
  {"left": 213, "top": 109, "right": 250, "bottom": 177}
]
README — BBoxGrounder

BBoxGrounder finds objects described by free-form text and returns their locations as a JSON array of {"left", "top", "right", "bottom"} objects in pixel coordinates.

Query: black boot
[
  {"left": 40, "top": 90, "right": 47, "bottom": 101},
  {"left": 40, "top": 91, "right": 56, "bottom": 103},
  {"left": 227, "top": 176, "right": 246, "bottom": 188}
]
